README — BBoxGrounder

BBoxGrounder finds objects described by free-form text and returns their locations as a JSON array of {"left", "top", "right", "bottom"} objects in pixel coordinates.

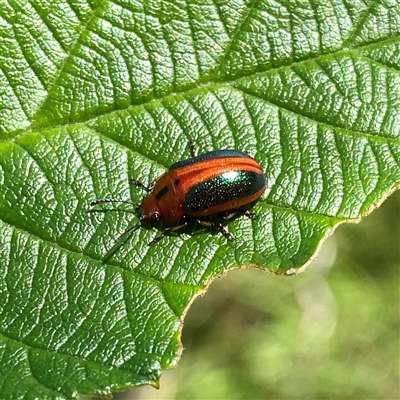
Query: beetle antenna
[
  {"left": 88, "top": 198, "right": 136, "bottom": 210},
  {"left": 103, "top": 220, "right": 142, "bottom": 262}
]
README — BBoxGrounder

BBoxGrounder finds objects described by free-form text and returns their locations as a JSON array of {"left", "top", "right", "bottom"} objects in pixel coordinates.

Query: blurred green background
[{"left": 115, "top": 190, "right": 399, "bottom": 400}]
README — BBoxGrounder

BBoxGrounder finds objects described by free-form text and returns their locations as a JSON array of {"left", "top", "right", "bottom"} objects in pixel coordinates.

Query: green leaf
[{"left": 0, "top": 0, "right": 399, "bottom": 399}]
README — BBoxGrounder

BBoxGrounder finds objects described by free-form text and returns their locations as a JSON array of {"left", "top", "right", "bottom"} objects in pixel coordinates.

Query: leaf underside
[{"left": 0, "top": 0, "right": 399, "bottom": 398}]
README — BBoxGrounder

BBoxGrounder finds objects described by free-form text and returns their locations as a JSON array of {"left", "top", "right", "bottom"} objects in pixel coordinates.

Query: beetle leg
[
  {"left": 196, "top": 219, "right": 234, "bottom": 241},
  {"left": 243, "top": 210, "right": 258, "bottom": 219},
  {"left": 150, "top": 222, "right": 189, "bottom": 245},
  {"left": 189, "top": 143, "right": 197, "bottom": 157},
  {"left": 130, "top": 179, "right": 155, "bottom": 192},
  {"left": 222, "top": 210, "right": 258, "bottom": 221},
  {"left": 222, "top": 211, "right": 237, "bottom": 221}
]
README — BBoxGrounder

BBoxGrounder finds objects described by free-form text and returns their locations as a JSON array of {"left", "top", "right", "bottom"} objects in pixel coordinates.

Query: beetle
[{"left": 90, "top": 146, "right": 266, "bottom": 257}]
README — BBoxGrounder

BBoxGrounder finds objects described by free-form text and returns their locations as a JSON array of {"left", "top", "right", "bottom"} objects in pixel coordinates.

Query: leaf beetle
[{"left": 90, "top": 145, "right": 266, "bottom": 258}]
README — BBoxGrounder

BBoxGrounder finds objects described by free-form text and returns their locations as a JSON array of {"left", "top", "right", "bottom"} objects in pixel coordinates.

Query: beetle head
[{"left": 138, "top": 195, "right": 162, "bottom": 222}]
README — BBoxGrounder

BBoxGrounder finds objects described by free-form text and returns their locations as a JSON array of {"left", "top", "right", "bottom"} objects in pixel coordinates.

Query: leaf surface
[{"left": 0, "top": 0, "right": 399, "bottom": 398}]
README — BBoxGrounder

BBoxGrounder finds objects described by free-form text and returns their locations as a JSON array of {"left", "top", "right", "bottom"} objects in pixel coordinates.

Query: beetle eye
[{"left": 151, "top": 212, "right": 161, "bottom": 220}]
